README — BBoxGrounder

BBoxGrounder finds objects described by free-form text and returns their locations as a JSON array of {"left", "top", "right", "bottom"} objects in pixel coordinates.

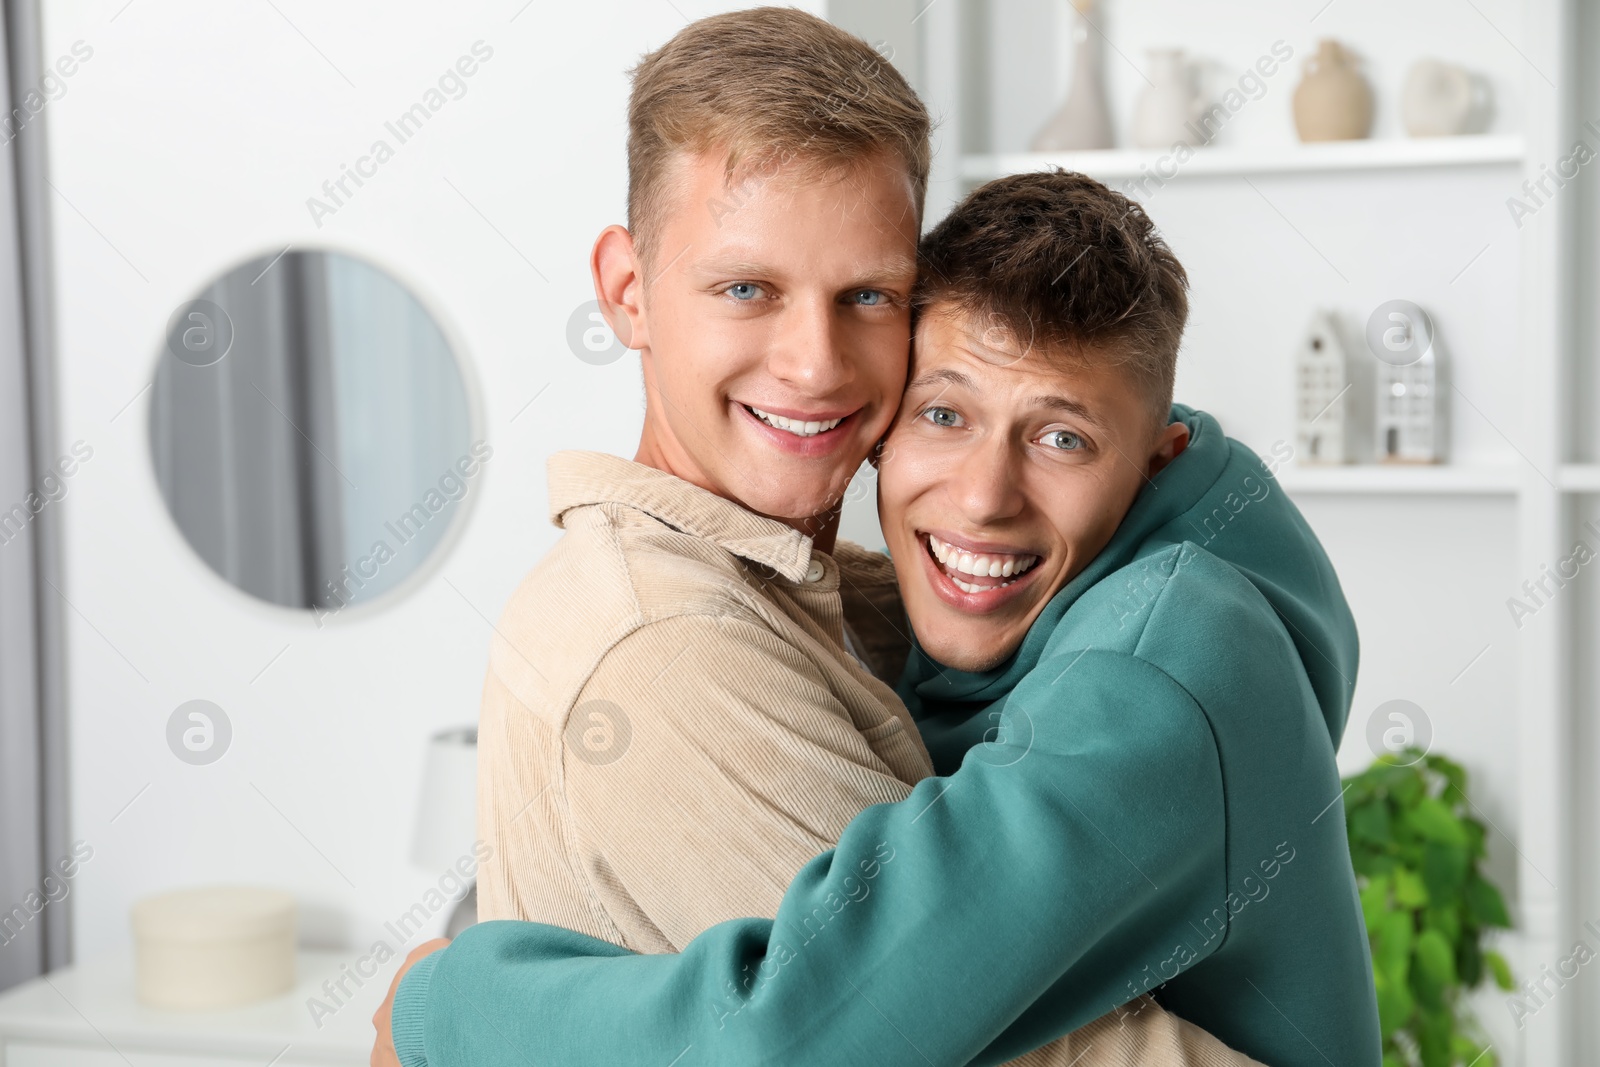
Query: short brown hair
[
  {"left": 627, "top": 7, "right": 930, "bottom": 268},
  {"left": 915, "top": 170, "right": 1189, "bottom": 424}
]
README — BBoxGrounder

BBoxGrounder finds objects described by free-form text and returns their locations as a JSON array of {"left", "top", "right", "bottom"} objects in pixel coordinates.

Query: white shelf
[
  {"left": 1559, "top": 464, "right": 1600, "bottom": 492},
  {"left": 959, "top": 135, "right": 1526, "bottom": 183},
  {"left": 1274, "top": 463, "right": 1521, "bottom": 496},
  {"left": 0, "top": 950, "right": 379, "bottom": 1063}
]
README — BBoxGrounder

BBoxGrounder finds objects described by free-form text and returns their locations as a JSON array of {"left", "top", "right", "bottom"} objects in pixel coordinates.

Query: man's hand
[{"left": 371, "top": 938, "right": 450, "bottom": 1067}]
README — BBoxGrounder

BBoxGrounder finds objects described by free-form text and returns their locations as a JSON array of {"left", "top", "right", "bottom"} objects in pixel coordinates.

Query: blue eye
[
  {"left": 852, "top": 289, "right": 887, "bottom": 306},
  {"left": 727, "top": 283, "right": 762, "bottom": 301},
  {"left": 921, "top": 406, "right": 962, "bottom": 428},
  {"left": 1041, "top": 430, "right": 1083, "bottom": 451}
]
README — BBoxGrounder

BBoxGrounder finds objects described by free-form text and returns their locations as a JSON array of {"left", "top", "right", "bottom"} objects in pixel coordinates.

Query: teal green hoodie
[{"left": 392, "top": 406, "right": 1381, "bottom": 1066}]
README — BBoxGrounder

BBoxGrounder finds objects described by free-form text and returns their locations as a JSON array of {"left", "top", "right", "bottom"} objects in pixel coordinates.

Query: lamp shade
[{"left": 411, "top": 727, "right": 478, "bottom": 871}]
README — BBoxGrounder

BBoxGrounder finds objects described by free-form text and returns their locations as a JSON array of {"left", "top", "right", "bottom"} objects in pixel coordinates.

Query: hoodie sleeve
[{"left": 396, "top": 650, "right": 1230, "bottom": 1067}]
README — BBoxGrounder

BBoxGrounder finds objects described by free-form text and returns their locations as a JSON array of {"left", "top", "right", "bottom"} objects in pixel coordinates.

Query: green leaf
[
  {"left": 1424, "top": 905, "right": 1461, "bottom": 948},
  {"left": 1389, "top": 770, "right": 1426, "bottom": 808},
  {"left": 1466, "top": 876, "right": 1512, "bottom": 928},
  {"left": 1361, "top": 853, "right": 1399, "bottom": 879},
  {"left": 1456, "top": 936, "right": 1482, "bottom": 988},
  {"left": 1425, "top": 753, "right": 1467, "bottom": 797},
  {"left": 1420, "top": 842, "right": 1469, "bottom": 901},
  {"left": 1416, "top": 1007, "right": 1453, "bottom": 1067},
  {"left": 1406, "top": 797, "right": 1468, "bottom": 847},
  {"left": 1393, "top": 867, "right": 1429, "bottom": 908},
  {"left": 1350, "top": 800, "right": 1394, "bottom": 846},
  {"left": 1411, "top": 963, "right": 1446, "bottom": 1012},
  {"left": 1371, "top": 759, "right": 1419, "bottom": 793},
  {"left": 1376, "top": 909, "right": 1414, "bottom": 981},
  {"left": 1347, "top": 842, "right": 1381, "bottom": 870},
  {"left": 1486, "top": 949, "right": 1515, "bottom": 990},
  {"left": 1415, "top": 928, "right": 1457, "bottom": 984},
  {"left": 1373, "top": 968, "right": 1415, "bottom": 1040},
  {"left": 1343, "top": 773, "right": 1376, "bottom": 807},
  {"left": 1453, "top": 1039, "right": 1495, "bottom": 1067},
  {"left": 1462, "top": 817, "right": 1487, "bottom": 859},
  {"left": 1360, "top": 875, "right": 1392, "bottom": 933}
]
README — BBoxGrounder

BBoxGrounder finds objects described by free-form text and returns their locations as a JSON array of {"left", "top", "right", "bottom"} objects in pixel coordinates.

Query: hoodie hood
[{"left": 901, "top": 405, "right": 1359, "bottom": 750}]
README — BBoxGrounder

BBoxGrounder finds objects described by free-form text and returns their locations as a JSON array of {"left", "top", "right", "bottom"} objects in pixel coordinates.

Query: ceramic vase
[
  {"left": 1031, "top": 0, "right": 1114, "bottom": 152},
  {"left": 1401, "top": 59, "right": 1491, "bottom": 137},
  {"left": 1292, "top": 39, "right": 1373, "bottom": 143},
  {"left": 1132, "top": 49, "right": 1207, "bottom": 149}
]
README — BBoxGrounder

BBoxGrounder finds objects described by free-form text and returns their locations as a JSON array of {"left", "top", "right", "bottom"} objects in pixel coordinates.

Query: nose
[
  {"left": 766, "top": 296, "right": 853, "bottom": 397},
  {"left": 946, "top": 432, "right": 1026, "bottom": 526}
]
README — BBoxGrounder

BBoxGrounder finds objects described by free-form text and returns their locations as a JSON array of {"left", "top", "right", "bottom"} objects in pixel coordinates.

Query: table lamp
[{"left": 410, "top": 727, "right": 479, "bottom": 938}]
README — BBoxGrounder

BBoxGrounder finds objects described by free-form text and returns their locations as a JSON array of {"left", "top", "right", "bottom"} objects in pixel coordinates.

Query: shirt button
[{"left": 804, "top": 560, "right": 825, "bottom": 583}]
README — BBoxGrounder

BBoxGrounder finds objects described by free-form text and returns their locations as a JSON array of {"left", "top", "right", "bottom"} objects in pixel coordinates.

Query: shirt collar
[{"left": 547, "top": 451, "right": 817, "bottom": 583}]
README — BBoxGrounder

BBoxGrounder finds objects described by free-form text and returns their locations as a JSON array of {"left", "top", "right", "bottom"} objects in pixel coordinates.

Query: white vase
[
  {"left": 1401, "top": 59, "right": 1491, "bottom": 137},
  {"left": 1132, "top": 49, "right": 1207, "bottom": 149},
  {"left": 1031, "top": 4, "right": 1114, "bottom": 152}
]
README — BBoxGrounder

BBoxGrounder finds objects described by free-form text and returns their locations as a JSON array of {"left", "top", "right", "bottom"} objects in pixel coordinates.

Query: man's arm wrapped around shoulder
[{"left": 438, "top": 615, "right": 1260, "bottom": 1067}]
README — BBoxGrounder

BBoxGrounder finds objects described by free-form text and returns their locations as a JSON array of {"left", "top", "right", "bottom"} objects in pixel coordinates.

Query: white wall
[{"left": 41, "top": 0, "right": 820, "bottom": 960}]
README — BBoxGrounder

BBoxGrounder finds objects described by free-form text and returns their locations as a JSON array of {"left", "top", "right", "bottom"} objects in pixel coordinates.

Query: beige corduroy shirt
[{"left": 476, "top": 450, "right": 1258, "bottom": 1067}]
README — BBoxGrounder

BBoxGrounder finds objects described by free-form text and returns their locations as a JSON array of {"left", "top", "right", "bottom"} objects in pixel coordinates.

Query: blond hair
[{"left": 626, "top": 7, "right": 930, "bottom": 267}]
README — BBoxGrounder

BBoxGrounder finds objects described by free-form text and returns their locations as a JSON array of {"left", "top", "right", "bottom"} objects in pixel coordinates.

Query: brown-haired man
[{"left": 372, "top": 10, "right": 1291, "bottom": 1066}]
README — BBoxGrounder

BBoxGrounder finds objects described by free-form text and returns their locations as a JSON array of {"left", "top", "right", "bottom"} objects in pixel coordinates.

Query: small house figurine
[
  {"left": 1374, "top": 313, "right": 1448, "bottom": 463},
  {"left": 1295, "top": 311, "right": 1371, "bottom": 464}
]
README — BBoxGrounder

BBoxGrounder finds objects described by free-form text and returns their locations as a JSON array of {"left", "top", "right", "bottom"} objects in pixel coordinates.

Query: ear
[
  {"left": 1146, "top": 420, "right": 1190, "bottom": 479},
  {"left": 591, "top": 224, "right": 649, "bottom": 352}
]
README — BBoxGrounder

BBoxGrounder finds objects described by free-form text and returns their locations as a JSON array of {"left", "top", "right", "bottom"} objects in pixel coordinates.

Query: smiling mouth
[
  {"left": 747, "top": 406, "right": 846, "bottom": 437},
  {"left": 925, "top": 534, "right": 1040, "bottom": 594}
]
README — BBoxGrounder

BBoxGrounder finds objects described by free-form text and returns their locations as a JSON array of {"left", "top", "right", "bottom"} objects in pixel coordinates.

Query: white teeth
[
  {"left": 926, "top": 535, "right": 1039, "bottom": 588},
  {"left": 749, "top": 407, "right": 844, "bottom": 437}
]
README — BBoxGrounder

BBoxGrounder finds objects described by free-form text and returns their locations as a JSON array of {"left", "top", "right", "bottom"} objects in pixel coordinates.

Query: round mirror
[{"left": 150, "top": 250, "right": 478, "bottom": 616}]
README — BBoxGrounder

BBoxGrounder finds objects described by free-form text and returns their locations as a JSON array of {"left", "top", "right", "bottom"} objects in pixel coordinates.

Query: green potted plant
[{"left": 1343, "top": 749, "right": 1515, "bottom": 1067}]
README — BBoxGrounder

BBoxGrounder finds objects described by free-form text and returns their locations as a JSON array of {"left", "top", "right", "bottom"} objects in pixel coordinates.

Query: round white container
[{"left": 131, "top": 887, "right": 295, "bottom": 1010}]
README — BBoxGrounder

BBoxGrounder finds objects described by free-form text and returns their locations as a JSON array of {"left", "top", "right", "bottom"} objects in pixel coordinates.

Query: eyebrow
[
  {"left": 906, "top": 367, "right": 976, "bottom": 393},
  {"left": 906, "top": 367, "right": 1106, "bottom": 429},
  {"left": 692, "top": 254, "right": 918, "bottom": 286},
  {"left": 1029, "top": 393, "right": 1103, "bottom": 428}
]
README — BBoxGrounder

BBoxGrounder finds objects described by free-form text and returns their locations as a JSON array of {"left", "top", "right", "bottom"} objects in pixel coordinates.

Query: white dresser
[{"left": 0, "top": 952, "right": 383, "bottom": 1066}]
